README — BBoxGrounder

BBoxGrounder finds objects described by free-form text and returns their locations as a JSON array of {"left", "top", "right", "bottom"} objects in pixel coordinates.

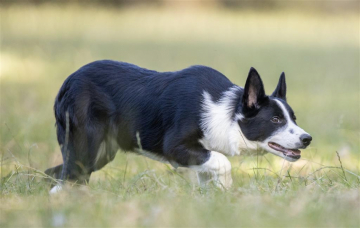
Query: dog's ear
[
  {"left": 271, "top": 72, "right": 286, "bottom": 100},
  {"left": 242, "top": 67, "right": 266, "bottom": 109}
]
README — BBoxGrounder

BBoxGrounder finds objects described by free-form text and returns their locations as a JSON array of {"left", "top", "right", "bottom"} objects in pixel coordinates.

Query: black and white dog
[{"left": 46, "top": 60, "right": 312, "bottom": 193}]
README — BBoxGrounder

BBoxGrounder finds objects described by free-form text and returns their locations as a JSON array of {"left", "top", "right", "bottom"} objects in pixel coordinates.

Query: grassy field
[{"left": 1, "top": 4, "right": 359, "bottom": 227}]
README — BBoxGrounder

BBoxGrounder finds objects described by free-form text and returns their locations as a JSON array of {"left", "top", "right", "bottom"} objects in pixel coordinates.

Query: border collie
[{"left": 46, "top": 60, "right": 312, "bottom": 193}]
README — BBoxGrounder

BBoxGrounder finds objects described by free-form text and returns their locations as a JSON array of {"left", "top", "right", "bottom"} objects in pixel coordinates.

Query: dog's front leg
[{"left": 191, "top": 151, "right": 232, "bottom": 189}]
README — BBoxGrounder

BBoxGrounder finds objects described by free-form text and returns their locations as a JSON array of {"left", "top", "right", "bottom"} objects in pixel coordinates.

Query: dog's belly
[{"left": 135, "top": 149, "right": 170, "bottom": 163}]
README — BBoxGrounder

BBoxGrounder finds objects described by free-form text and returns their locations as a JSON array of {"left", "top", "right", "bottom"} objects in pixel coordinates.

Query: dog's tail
[{"left": 45, "top": 164, "right": 63, "bottom": 180}]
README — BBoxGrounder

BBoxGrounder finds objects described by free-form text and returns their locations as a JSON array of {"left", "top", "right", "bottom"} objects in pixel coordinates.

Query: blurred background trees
[{"left": 1, "top": 0, "right": 358, "bottom": 12}]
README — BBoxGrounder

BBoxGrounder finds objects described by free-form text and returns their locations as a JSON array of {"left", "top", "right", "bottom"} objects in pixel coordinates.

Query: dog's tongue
[
  {"left": 268, "top": 142, "right": 301, "bottom": 156},
  {"left": 283, "top": 148, "right": 301, "bottom": 156}
]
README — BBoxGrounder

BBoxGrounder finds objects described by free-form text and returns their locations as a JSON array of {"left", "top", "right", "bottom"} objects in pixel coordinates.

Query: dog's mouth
[{"left": 268, "top": 142, "right": 301, "bottom": 160}]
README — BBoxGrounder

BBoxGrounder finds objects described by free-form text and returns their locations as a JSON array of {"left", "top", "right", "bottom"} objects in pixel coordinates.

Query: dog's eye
[{"left": 271, "top": 116, "right": 282, "bottom": 123}]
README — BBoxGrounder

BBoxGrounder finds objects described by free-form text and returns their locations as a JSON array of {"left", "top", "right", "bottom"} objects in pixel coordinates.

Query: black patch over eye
[{"left": 271, "top": 116, "right": 282, "bottom": 123}]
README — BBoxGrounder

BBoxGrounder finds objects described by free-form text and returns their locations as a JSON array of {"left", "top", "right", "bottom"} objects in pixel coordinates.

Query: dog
[{"left": 46, "top": 60, "right": 312, "bottom": 193}]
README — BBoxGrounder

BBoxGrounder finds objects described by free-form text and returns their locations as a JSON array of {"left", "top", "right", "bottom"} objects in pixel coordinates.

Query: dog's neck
[{"left": 199, "top": 86, "right": 259, "bottom": 156}]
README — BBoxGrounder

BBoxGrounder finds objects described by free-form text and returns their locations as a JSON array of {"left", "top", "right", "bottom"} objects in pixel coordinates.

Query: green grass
[{"left": 1, "top": 4, "right": 359, "bottom": 227}]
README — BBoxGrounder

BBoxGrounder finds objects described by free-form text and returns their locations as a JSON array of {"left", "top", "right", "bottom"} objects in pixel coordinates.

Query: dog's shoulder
[
  {"left": 169, "top": 65, "right": 234, "bottom": 93},
  {"left": 179, "top": 65, "right": 230, "bottom": 81}
]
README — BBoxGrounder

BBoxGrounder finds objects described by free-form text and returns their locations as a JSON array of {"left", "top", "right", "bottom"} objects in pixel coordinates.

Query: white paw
[
  {"left": 49, "top": 185, "right": 62, "bottom": 194},
  {"left": 217, "top": 170, "right": 233, "bottom": 189},
  {"left": 191, "top": 151, "right": 233, "bottom": 189}
]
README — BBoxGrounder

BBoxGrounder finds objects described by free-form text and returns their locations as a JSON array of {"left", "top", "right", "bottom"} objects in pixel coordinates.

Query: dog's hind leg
[
  {"left": 62, "top": 126, "right": 106, "bottom": 184},
  {"left": 49, "top": 125, "right": 106, "bottom": 195},
  {"left": 45, "top": 164, "right": 63, "bottom": 179},
  {"left": 50, "top": 134, "right": 103, "bottom": 194},
  {"left": 45, "top": 164, "right": 63, "bottom": 188},
  {"left": 50, "top": 139, "right": 87, "bottom": 194}
]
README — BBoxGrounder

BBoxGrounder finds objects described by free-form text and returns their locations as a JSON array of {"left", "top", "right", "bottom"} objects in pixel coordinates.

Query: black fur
[
  {"left": 272, "top": 72, "right": 287, "bottom": 100},
  {"left": 239, "top": 99, "right": 286, "bottom": 141},
  {"left": 47, "top": 60, "right": 235, "bottom": 183}
]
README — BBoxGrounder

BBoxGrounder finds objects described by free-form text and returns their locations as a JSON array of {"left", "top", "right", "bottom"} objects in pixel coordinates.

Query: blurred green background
[{"left": 0, "top": 1, "right": 359, "bottom": 227}]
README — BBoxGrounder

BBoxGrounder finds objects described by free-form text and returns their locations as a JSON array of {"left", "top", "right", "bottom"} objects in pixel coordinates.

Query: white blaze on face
[
  {"left": 267, "top": 99, "right": 308, "bottom": 149},
  {"left": 257, "top": 98, "right": 310, "bottom": 162}
]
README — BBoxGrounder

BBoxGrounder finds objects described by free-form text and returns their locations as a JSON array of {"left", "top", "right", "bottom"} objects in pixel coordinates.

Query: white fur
[
  {"left": 199, "top": 87, "right": 258, "bottom": 156},
  {"left": 190, "top": 151, "right": 232, "bottom": 189},
  {"left": 258, "top": 99, "right": 309, "bottom": 161},
  {"left": 49, "top": 185, "right": 62, "bottom": 194}
]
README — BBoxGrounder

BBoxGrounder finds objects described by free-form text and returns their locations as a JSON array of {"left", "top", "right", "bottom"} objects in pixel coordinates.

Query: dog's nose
[{"left": 300, "top": 134, "right": 312, "bottom": 146}]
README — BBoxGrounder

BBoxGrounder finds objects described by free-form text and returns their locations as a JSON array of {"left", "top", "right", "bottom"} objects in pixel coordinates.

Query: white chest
[{"left": 199, "top": 88, "right": 258, "bottom": 156}]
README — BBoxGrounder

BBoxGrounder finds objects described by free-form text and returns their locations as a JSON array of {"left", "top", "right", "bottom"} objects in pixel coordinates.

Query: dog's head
[{"left": 238, "top": 67, "right": 312, "bottom": 162}]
